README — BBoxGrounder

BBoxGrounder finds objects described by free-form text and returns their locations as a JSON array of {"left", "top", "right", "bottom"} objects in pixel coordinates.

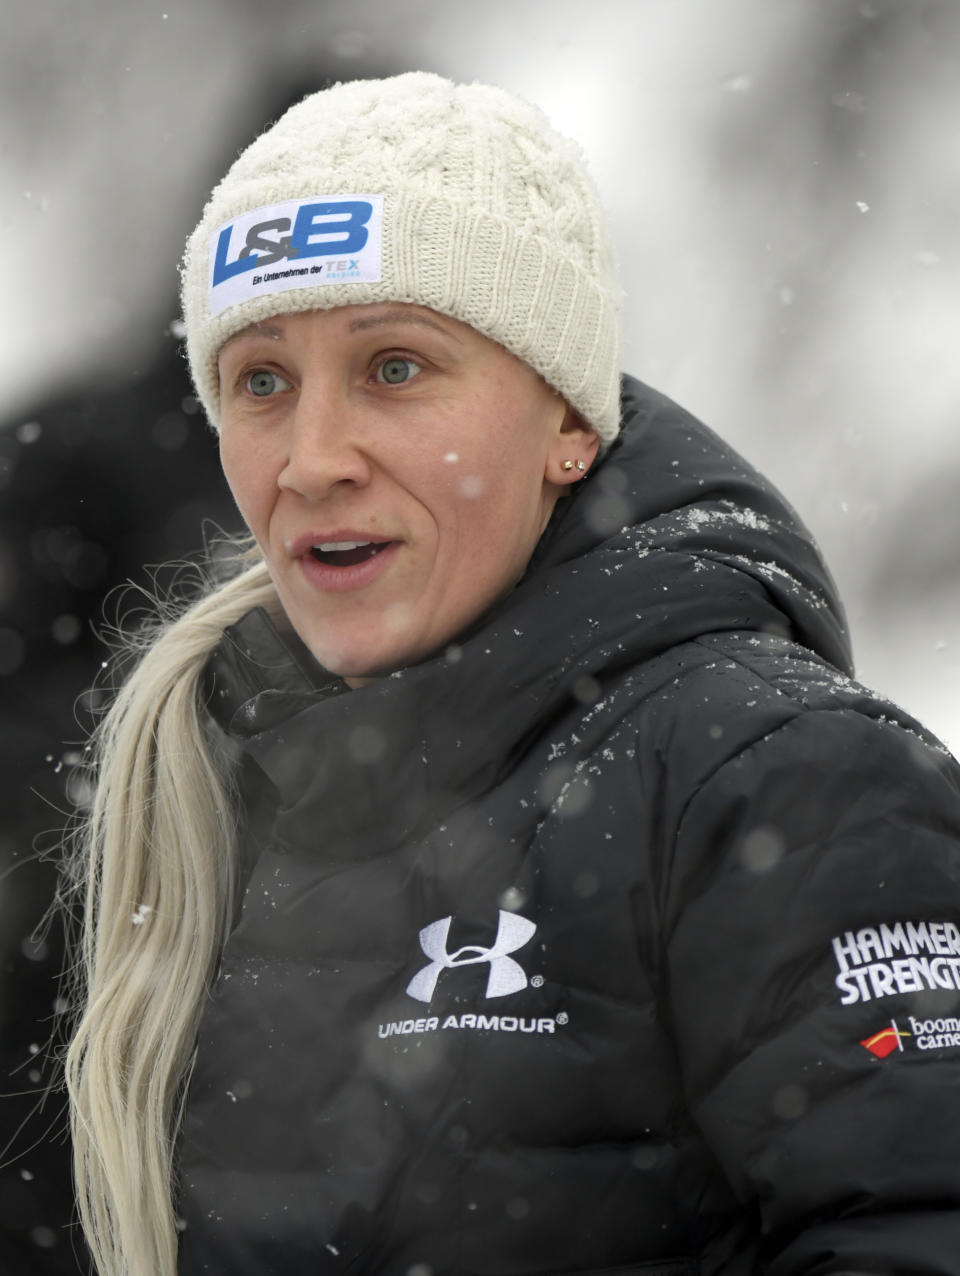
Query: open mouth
[{"left": 310, "top": 540, "right": 392, "bottom": 567}]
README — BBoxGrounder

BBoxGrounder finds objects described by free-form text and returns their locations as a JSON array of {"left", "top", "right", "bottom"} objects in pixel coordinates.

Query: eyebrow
[
  {"left": 347, "top": 309, "right": 461, "bottom": 342},
  {"left": 220, "top": 322, "right": 283, "bottom": 352}
]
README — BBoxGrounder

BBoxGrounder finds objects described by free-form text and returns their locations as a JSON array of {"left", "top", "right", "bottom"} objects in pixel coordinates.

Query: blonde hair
[{"left": 61, "top": 549, "right": 279, "bottom": 1275}]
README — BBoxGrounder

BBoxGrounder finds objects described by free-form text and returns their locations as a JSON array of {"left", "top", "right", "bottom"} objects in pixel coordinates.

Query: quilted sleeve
[{"left": 665, "top": 703, "right": 960, "bottom": 1274}]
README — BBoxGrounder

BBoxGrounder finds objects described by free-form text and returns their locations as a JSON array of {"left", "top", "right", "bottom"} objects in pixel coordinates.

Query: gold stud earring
[{"left": 562, "top": 460, "right": 574, "bottom": 471}]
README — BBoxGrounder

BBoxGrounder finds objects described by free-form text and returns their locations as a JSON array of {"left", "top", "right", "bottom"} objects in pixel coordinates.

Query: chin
[
  {"left": 304, "top": 614, "right": 447, "bottom": 683},
  {"left": 306, "top": 636, "right": 420, "bottom": 684}
]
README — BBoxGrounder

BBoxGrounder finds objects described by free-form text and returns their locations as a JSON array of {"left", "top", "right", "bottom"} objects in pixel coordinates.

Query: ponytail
[{"left": 62, "top": 554, "right": 278, "bottom": 1276}]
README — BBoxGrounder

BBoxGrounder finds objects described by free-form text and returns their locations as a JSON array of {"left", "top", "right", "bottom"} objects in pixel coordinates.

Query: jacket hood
[
  {"left": 204, "top": 376, "right": 851, "bottom": 851},
  {"left": 535, "top": 374, "right": 850, "bottom": 667}
]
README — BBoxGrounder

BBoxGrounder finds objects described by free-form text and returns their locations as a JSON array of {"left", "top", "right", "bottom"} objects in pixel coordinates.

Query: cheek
[
  {"left": 445, "top": 463, "right": 546, "bottom": 568},
  {"left": 410, "top": 451, "right": 473, "bottom": 517},
  {"left": 435, "top": 423, "right": 521, "bottom": 501},
  {"left": 219, "top": 434, "right": 272, "bottom": 533},
  {"left": 428, "top": 457, "right": 501, "bottom": 542}
]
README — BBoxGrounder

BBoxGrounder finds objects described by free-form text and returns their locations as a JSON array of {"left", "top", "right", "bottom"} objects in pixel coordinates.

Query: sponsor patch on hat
[{"left": 208, "top": 195, "right": 383, "bottom": 316}]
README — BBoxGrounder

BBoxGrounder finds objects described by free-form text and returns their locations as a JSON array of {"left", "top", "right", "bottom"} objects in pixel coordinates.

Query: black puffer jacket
[{"left": 178, "top": 378, "right": 960, "bottom": 1275}]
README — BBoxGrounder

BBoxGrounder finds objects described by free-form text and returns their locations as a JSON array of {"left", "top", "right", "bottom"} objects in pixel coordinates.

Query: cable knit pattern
[{"left": 181, "top": 72, "right": 621, "bottom": 441}]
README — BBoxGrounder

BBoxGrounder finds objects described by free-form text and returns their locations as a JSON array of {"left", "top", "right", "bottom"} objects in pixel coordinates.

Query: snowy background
[
  {"left": 1, "top": 2, "right": 959, "bottom": 1265},
  {"left": 3, "top": 0, "right": 959, "bottom": 749}
]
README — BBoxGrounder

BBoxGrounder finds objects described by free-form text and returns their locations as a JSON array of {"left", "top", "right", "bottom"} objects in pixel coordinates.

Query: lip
[
  {"left": 288, "top": 529, "right": 401, "bottom": 594},
  {"left": 287, "top": 529, "right": 396, "bottom": 559}
]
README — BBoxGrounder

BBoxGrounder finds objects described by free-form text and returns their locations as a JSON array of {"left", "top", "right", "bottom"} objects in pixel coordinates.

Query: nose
[{"left": 277, "top": 381, "right": 373, "bottom": 500}]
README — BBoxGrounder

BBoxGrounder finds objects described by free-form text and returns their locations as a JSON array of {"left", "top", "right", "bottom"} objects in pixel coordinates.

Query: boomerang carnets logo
[
  {"left": 860, "top": 1020, "right": 911, "bottom": 1058},
  {"left": 860, "top": 1015, "right": 960, "bottom": 1057}
]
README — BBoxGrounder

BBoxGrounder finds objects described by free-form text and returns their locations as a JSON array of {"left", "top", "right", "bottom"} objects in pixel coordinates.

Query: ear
[{"left": 544, "top": 404, "right": 601, "bottom": 487}]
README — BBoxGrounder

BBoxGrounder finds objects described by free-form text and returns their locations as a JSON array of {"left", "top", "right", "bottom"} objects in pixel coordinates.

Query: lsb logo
[
  {"left": 406, "top": 911, "right": 537, "bottom": 1003},
  {"left": 212, "top": 199, "right": 375, "bottom": 286}
]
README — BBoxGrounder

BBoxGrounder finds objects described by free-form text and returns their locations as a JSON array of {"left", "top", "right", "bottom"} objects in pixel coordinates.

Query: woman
[{"left": 64, "top": 72, "right": 960, "bottom": 1275}]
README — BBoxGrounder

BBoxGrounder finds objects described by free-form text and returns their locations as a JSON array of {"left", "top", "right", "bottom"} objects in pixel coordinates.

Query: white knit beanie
[{"left": 181, "top": 72, "right": 622, "bottom": 442}]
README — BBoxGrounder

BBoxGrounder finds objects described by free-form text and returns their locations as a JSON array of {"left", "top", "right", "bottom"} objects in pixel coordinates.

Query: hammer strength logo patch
[
  {"left": 831, "top": 919, "right": 960, "bottom": 1005},
  {"left": 406, "top": 910, "right": 537, "bottom": 1003}
]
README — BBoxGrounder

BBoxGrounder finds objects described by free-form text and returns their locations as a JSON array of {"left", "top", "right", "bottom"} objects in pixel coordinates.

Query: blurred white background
[{"left": 3, "top": 0, "right": 959, "bottom": 750}]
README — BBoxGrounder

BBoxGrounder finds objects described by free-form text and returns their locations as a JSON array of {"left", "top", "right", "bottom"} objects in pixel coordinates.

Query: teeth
[{"left": 314, "top": 540, "right": 372, "bottom": 552}]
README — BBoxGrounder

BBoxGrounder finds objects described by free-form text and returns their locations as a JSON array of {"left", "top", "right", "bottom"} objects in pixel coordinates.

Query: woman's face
[{"left": 218, "top": 303, "right": 598, "bottom": 684}]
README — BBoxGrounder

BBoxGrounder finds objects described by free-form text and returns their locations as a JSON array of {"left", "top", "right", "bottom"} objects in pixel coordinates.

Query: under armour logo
[{"left": 406, "top": 911, "right": 537, "bottom": 1003}]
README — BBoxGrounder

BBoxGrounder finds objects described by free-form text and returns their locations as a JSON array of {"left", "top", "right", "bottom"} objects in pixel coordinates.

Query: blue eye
[
  {"left": 376, "top": 357, "right": 421, "bottom": 385},
  {"left": 245, "top": 370, "right": 291, "bottom": 397}
]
